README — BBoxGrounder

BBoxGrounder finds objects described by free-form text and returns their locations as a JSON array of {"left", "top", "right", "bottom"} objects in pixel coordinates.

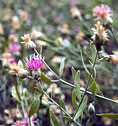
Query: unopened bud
[
  {"left": 88, "top": 103, "right": 95, "bottom": 115},
  {"left": 18, "top": 69, "right": 29, "bottom": 78}
]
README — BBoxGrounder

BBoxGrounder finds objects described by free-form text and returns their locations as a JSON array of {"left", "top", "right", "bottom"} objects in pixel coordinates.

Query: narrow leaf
[
  {"left": 50, "top": 111, "right": 61, "bottom": 126},
  {"left": 59, "top": 98, "right": 66, "bottom": 111},
  {"left": 97, "top": 113, "right": 118, "bottom": 120},
  {"left": 72, "top": 89, "right": 78, "bottom": 110},
  {"left": 28, "top": 97, "right": 40, "bottom": 117},
  {"left": 74, "top": 70, "right": 81, "bottom": 101},
  {"left": 40, "top": 72, "right": 51, "bottom": 83},
  {"left": 11, "top": 86, "right": 22, "bottom": 104},
  {"left": 63, "top": 116, "right": 72, "bottom": 121},
  {"left": 71, "top": 67, "right": 76, "bottom": 80},
  {"left": 74, "top": 96, "right": 88, "bottom": 121}
]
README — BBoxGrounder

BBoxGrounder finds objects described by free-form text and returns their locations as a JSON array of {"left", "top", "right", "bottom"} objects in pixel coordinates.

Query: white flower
[
  {"left": 91, "top": 21, "right": 108, "bottom": 42},
  {"left": 21, "top": 34, "right": 36, "bottom": 48}
]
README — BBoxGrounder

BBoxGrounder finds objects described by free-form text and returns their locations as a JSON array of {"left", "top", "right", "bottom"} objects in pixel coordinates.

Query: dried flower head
[
  {"left": 91, "top": 21, "right": 108, "bottom": 42},
  {"left": 21, "top": 34, "right": 36, "bottom": 48},
  {"left": 9, "top": 60, "right": 29, "bottom": 77},
  {"left": 26, "top": 54, "right": 44, "bottom": 70},
  {"left": 93, "top": 4, "right": 113, "bottom": 23}
]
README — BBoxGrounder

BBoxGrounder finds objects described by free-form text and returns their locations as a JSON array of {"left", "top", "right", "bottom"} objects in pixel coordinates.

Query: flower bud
[{"left": 88, "top": 103, "right": 95, "bottom": 115}]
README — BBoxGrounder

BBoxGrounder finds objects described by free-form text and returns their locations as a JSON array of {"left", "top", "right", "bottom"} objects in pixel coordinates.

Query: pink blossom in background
[
  {"left": 23, "top": 116, "right": 36, "bottom": 125},
  {"left": 9, "top": 56, "right": 15, "bottom": 63},
  {"left": 72, "top": 25, "right": 80, "bottom": 32},
  {"left": 13, "top": 121, "right": 22, "bottom": 126},
  {"left": 70, "top": 0, "right": 78, "bottom": 7},
  {"left": 93, "top": 4, "right": 113, "bottom": 22},
  {"left": 36, "top": 10, "right": 43, "bottom": 17},
  {"left": 54, "top": 17, "right": 62, "bottom": 24},
  {"left": 9, "top": 44, "right": 21, "bottom": 52},
  {"left": 46, "top": 27, "right": 53, "bottom": 34},
  {"left": 26, "top": 54, "right": 44, "bottom": 70},
  {"left": 44, "top": 5, "right": 51, "bottom": 12}
]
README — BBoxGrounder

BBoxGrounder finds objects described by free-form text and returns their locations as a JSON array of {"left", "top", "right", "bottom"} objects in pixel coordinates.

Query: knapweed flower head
[
  {"left": 21, "top": 34, "right": 36, "bottom": 48},
  {"left": 91, "top": 21, "right": 108, "bottom": 42},
  {"left": 9, "top": 44, "right": 21, "bottom": 52},
  {"left": 26, "top": 54, "right": 44, "bottom": 70},
  {"left": 9, "top": 60, "right": 29, "bottom": 78},
  {"left": 93, "top": 4, "right": 113, "bottom": 23}
]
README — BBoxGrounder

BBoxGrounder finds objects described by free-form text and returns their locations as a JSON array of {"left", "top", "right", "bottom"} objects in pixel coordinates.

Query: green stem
[
  {"left": 39, "top": 83, "right": 81, "bottom": 126},
  {"left": 33, "top": 48, "right": 118, "bottom": 105}
]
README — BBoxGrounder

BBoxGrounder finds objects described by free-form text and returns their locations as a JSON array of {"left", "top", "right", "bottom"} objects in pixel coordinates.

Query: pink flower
[
  {"left": 9, "top": 56, "right": 16, "bottom": 63},
  {"left": 13, "top": 121, "right": 22, "bottom": 126},
  {"left": 26, "top": 54, "right": 44, "bottom": 70},
  {"left": 9, "top": 44, "right": 21, "bottom": 52},
  {"left": 23, "top": 116, "right": 36, "bottom": 125},
  {"left": 70, "top": 0, "right": 78, "bottom": 7},
  {"left": 44, "top": 5, "right": 51, "bottom": 12},
  {"left": 93, "top": 4, "right": 113, "bottom": 23}
]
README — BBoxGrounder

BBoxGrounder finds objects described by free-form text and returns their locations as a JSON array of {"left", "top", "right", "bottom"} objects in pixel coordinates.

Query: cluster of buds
[{"left": 9, "top": 60, "right": 29, "bottom": 78}]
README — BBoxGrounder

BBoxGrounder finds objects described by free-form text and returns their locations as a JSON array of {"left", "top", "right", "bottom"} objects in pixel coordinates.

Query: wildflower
[
  {"left": 76, "top": 32, "right": 84, "bottom": 41},
  {"left": 35, "top": 40, "right": 47, "bottom": 47},
  {"left": 93, "top": 4, "right": 113, "bottom": 23},
  {"left": 9, "top": 44, "right": 21, "bottom": 53},
  {"left": 22, "top": 115, "right": 36, "bottom": 125},
  {"left": 70, "top": 7, "right": 80, "bottom": 18},
  {"left": 110, "top": 51, "right": 118, "bottom": 64},
  {"left": 19, "top": 10, "right": 28, "bottom": 21},
  {"left": 47, "top": 83, "right": 61, "bottom": 95},
  {"left": 26, "top": 54, "right": 44, "bottom": 70},
  {"left": 11, "top": 16, "right": 20, "bottom": 29},
  {"left": 8, "top": 33, "right": 18, "bottom": 42},
  {"left": 42, "top": 94, "right": 50, "bottom": 105},
  {"left": 88, "top": 103, "right": 95, "bottom": 115},
  {"left": 2, "top": 52, "right": 15, "bottom": 67},
  {"left": 9, "top": 60, "right": 29, "bottom": 78},
  {"left": 31, "top": 29, "right": 44, "bottom": 39},
  {"left": 60, "top": 24, "right": 69, "bottom": 34},
  {"left": 13, "top": 121, "right": 22, "bottom": 126},
  {"left": 21, "top": 34, "right": 36, "bottom": 48},
  {"left": 91, "top": 21, "right": 108, "bottom": 42},
  {"left": 70, "top": 0, "right": 78, "bottom": 7},
  {"left": 66, "top": 104, "right": 73, "bottom": 115}
]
